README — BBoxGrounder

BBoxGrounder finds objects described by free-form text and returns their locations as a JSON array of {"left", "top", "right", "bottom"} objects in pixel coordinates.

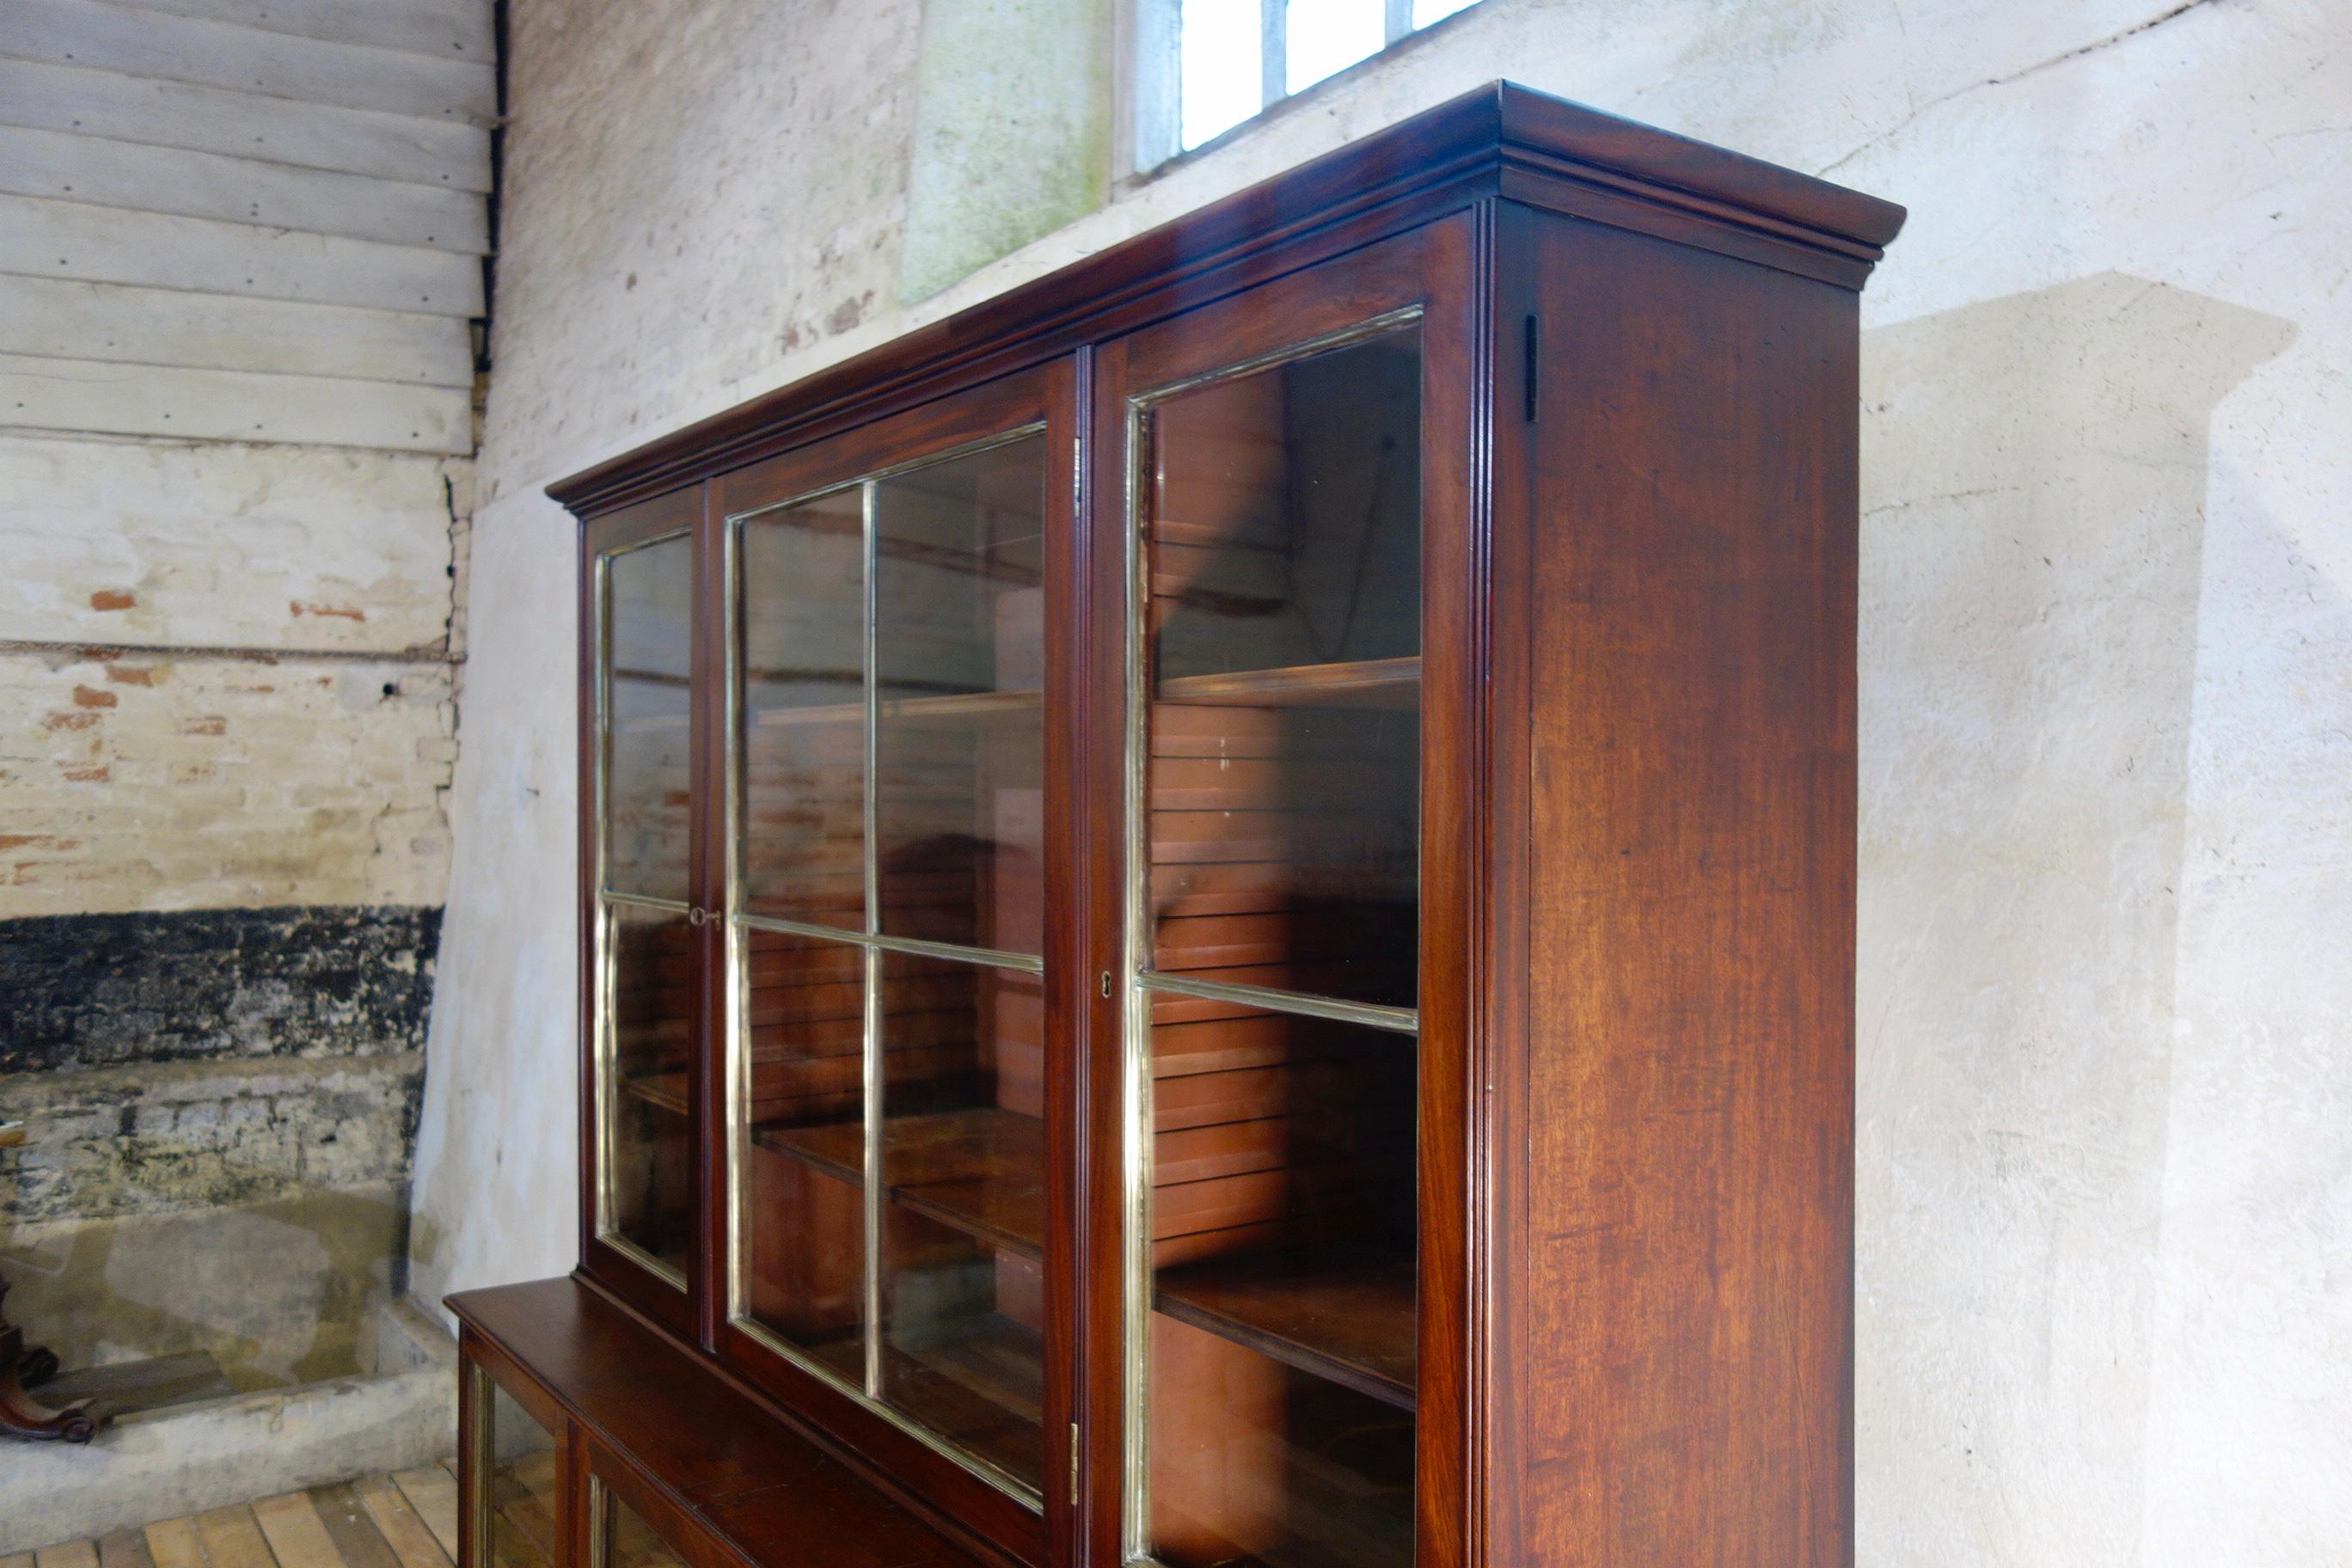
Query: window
[{"left": 1132, "top": 0, "right": 1485, "bottom": 169}]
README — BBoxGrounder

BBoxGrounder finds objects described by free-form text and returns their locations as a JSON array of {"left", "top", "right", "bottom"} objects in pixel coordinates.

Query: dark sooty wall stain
[{"left": 0, "top": 905, "right": 441, "bottom": 1074}]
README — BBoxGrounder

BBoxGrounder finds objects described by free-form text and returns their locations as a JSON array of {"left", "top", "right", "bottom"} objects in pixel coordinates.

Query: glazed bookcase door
[
  {"left": 716, "top": 360, "right": 1080, "bottom": 1566},
  {"left": 584, "top": 485, "right": 713, "bottom": 1332},
  {"left": 1090, "top": 218, "right": 1476, "bottom": 1568}
]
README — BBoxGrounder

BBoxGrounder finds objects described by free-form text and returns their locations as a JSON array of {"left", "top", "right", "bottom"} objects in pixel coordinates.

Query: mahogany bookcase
[{"left": 447, "top": 79, "right": 1903, "bottom": 1568}]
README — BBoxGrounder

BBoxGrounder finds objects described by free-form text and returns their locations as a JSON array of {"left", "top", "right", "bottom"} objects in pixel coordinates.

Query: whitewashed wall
[{"left": 413, "top": 1, "right": 2352, "bottom": 1561}]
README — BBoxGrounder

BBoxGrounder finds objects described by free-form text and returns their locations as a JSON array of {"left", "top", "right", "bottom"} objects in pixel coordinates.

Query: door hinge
[
  {"left": 1069, "top": 1421, "right": 1081, "bottom": 1507},
  {"left": 1522, "top": 313, "right": 1540, "bottom": 423}
]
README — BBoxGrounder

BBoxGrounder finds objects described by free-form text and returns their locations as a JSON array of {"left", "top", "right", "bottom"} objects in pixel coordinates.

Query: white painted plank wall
[
  {"left": 0, "top": 195, "right": 483, "bottom": 315},
  {"left": 0, "top": 355, "right": 472, "bottom": 453},
  {"left": 0, "top": 278, "right": 475, "bottom": 388},
  {"left": 0, "top": 126, "right": 490, "bottom": 251},
  {"left": 0, "top": 58, "right": 493, "bottom": 191},
  {"left": 5, "top": 0, "right": 496, "bottom": 123},
  {"left": 0, "top": 0, "right": 494, "bottom": 452}
]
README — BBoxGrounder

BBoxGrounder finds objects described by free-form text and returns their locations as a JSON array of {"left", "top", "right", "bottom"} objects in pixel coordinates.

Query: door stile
[{"left": 694, "top": 476, "right": 728, "bottom": 1351}]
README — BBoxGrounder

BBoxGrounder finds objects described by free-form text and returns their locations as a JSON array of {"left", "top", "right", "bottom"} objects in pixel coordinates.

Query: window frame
[{"left": 1118, "top": 0, "right": 1481, "bottom": 178}]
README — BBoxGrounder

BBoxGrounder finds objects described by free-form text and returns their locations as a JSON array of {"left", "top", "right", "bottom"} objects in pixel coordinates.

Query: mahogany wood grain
[{"left": 1497, "top": 205, "right": 1863, "bottom": 1567}]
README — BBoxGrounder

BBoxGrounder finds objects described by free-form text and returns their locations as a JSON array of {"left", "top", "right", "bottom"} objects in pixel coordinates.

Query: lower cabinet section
[{"left": 451, "top": 1276, "right": 987, "bottom": 1568}]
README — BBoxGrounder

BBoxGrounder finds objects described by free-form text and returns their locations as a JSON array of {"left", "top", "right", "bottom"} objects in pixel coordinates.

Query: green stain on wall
[{"left": 898, "top": 0, "right": 1113, "bottom": 303}]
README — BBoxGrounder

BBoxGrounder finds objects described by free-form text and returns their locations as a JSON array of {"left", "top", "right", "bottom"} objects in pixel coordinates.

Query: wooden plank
[
  {"left": 0, "top": 58, "right": 493, "bottom": 191},
  {"left": 389, "top": 1466, "right": 462, "bottom": 1563},
  {"left": 33, "top": 1546, "right": 97, "bottom": 1568},
  {"left": 191, "top": 1507, "right": 275, "bottom": 1568},
  {"left": 251, "top": 1493, "right": 347, "bottom": 1568},
  {"left": 355, "top": 1473, "right": 455, "bottom": 1568},
  {"left": 0, "top": 126, "right": 488, "bottom": 253},
  {"left": 0, "top": 277, "right": 473, "bottom": 387},
  {"left": 0, "top": 194, "right": 481, "bottom": 315},
  {"left": 4, "top": 1553, "right": 37, "bottom": 1568},
  {"left": 3, "top": 0, "right": 496, "bottom": 124},
  {"left": 94, "top": 1534, "right": 155, "bottom": 1568},
  {"left": 118, "top": 0, "right": 495, "bottom": 63},
  {"left": 306, "top": 1483, "right": 407, "bottom": 1568},
  {"left": 138, "top": 1520, "right": 204, "bottom": 1568},
  {"left": 0, "top": 353, "right": 472, "bottom": 453}
]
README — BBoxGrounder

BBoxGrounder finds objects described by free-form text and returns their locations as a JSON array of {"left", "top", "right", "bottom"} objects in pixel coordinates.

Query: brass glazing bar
[
  {"left": 860, "top": 476, "right": 885, "bottom": 1401},
  {"left": 599, "top": 891, "right": 692, "bottom": 913},
  {"left": 736, "top": 915, "right": 1044, "bottom": 975},
  {"left": 1136, "top": 971, "right": 1420, "bottom": 1035}
]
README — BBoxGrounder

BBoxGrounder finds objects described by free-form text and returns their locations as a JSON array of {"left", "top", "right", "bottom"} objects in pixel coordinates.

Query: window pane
[
  {"left": 738, "top": 928, "right": 869, "bottom": 1380},
  {"left": 1145, "top": 1000, "right": 1417, "bottom": 1568},
  {"left": 1180, "top": 0, "right": 1259, "bottom": 150},
  {"left": 741, "top": 487, "right": 867, "bottom": 928},
  {"left": 875, "top": 952, "right": 1046, "bottom": 1491},
  {"left": 1412, "top": 0, "right": 1479, "bottom": 23},
  {"left": 605, "top": 902, "right": 693, "bottom": 1275},
  {"left": 483, "top": 1377, "right": 559, "bottom": 1568},
  {"left": 604, "top": 534, "right": 693, "bottom": 903},
  {"left": 1143, "top": 325, "right": 1423, "bottom": 1012},
  {"left": 1285, "top": 0, "right": 1381, "bottom": 95},
  {"left": 873, "top": 437, "right": 1047, "bottom": 958}
]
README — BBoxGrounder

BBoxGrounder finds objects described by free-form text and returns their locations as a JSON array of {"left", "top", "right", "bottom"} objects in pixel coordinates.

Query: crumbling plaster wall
[{"left": 414, "top": 0, "right": 2351, "bottom": 1561}]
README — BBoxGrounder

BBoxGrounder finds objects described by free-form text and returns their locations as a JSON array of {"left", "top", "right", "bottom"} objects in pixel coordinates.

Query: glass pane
[
  {"left": 483, "top": 1377, "right": 559, "bottom": 1568},
  {"left": 875, "top": 950, "right": 1045, "bottom": 1491},
  {"left": 604, "top": 534, "right": 694, "bottom": 903},
  {"left": 596, "top": 1485, "right": 688, "bottom": 1568},
  {"left": 741, "top": 487, "right": 867, "bottom": 927},
  {"left": 605, "top": 903, "right": 693, "bottom": 1274},
  {"left": 1145, "top": 997, "right": 1416, "bottom": 1568},
  {"left": 1143, "top": 325, "right": 1422, "bottom": 1011},
  {"left": 873, "top": 436, "right": 1047, "bottom": 957},
  {"left": 738, "top": 928, "right": 868, "bottom": 1381},
  {"left": 1285, "top": 0, "right": 1382, "bottom": 94},
  {"left": 1412, "top": 0, "right": 1479, "bottom": 23},
  {"left": 1180, "top": 0, "right": 1260, "bottom": 150}
]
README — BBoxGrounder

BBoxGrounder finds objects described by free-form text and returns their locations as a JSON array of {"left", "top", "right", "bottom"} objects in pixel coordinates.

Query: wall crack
[{"left": 1816, "top": 0, "right": 2223, "bottom": 175}]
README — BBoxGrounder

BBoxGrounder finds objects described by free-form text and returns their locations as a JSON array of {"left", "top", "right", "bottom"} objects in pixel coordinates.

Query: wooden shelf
[
  {"left": 756, "top": 1106, "right": 1044, "bottom": 1261},
  {"left": 1155, "top": 656, "right": 1419, "bottom": 708},
  {"left": 879, "top": 1311, "right": 1044, "bottom": 1491},
  {"left": 1155, "top": 1246, "right": 1416, "bottom": 1410},
  {"left": 622, "top": 1073, "right": 690, "bottom": 1115},
  {"left": 750, "top": 687, "right": 1041, "bottom": 729}
]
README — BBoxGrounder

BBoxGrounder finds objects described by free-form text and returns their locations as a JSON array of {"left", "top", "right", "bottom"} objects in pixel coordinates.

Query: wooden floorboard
[{"left": 23, "top": 1467, "right": 461, "bottom": 1568}]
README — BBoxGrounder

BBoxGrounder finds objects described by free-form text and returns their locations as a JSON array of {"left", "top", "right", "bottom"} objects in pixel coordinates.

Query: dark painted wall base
[{"left": 0, "top": 905, "right": 441, "bottom": 1075}]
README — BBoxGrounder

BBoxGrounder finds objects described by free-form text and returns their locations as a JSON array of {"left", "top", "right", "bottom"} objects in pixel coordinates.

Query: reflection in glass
[
  {"left": 482, "top": 1375, "right": 560, "bottom": 1568},
  {"left": 593, "top": 1484, "right": 688, "bottom": 1568},
  {"left": 876, "top": 951, "right": 1045, "bottom": 1490},
  {"left": 606, "top": 903, "right": 694, "bottom": 1274},
  {"left": 1136, "top": 322, "right": 1424, "bottom": 1568},
  {"left": 1145, "top": 324, "right": 1422, "bottom": 1011},
  {"left": 738, "top": 929, "right": 868, "bottom": 1381},
  {"left": 741, "top": 487, "right": 867, "bottom": 927},
  {"left": 604, "top": 534, "right": 694, "bottom": 903},
  {"left": 873, "top": 436, "right": 1047, "bottom": 957}
]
